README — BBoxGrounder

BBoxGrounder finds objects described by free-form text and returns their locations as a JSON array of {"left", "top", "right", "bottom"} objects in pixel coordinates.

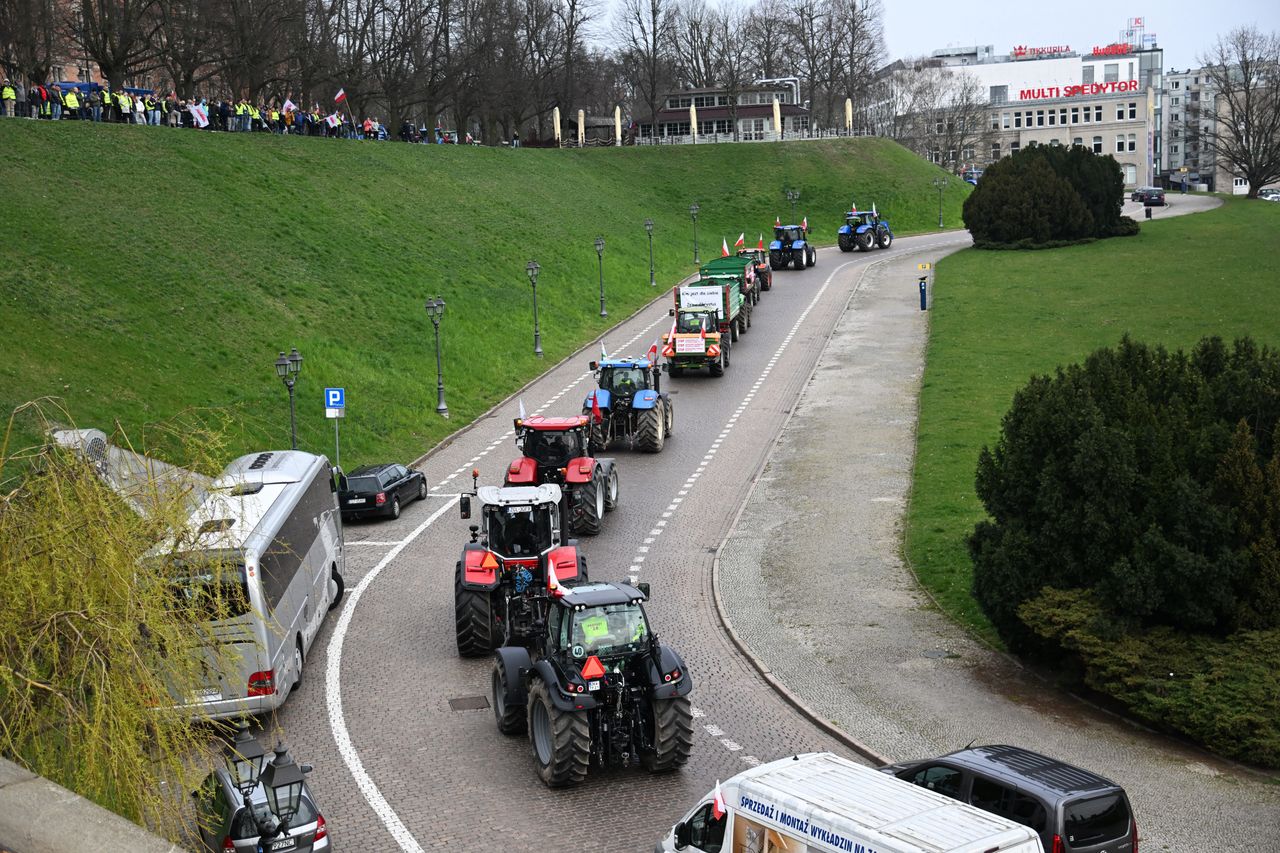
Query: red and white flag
[
  {"left": 591, "top": 391, "right": 603, "bottom": 424},
  {"left": 518, "top": 398, "right": 527, "bottom": 420},
  {"left": 872, "top": 203, "right": 877, "bottom": 216},
  {"left": 757, "top": 233, "right": 764, "bottom": 250},
  {"left": 775, "top": 215, "right": 781, "bottom": 226},
  {"left": 283, "top": 98, "right": 296, "bottom": 113},
  {"left": 802, "top": 215, "right": 808, "bottom": 230},
  {"left": 712, "top": 780, "right": 726, "bottom": 819},
  {"left": 600, "top": 341, "right": 608, "bottom": 360},
  {"left": 187, "top": 103, "right": 209, "bottom": 128},
  {"left": 334, "top": 88, "right": 347, "bottom": 103},
  {"left": 851, "top": 202, "right": 858, "bottom": 212},
  {"left": 734, "top": 233, "right": 744, "bottom": 248},
  {"left": 546, "top": 555, "right": 565, "bottom": 596},
  {"left": 720, "top": 237, "right": 730, "bottom": 257},
  {"left": 324, "top": 113, "right": 341, "bottom": 128},
  {"left": 700, "top": 320, "right": 707, "bottom": 341},
  {"left": 646, "top": 339, "right": 659, "bottom": 363}
]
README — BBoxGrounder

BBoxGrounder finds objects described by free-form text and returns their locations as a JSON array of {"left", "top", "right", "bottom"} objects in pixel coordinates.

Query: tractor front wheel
[
  {"left": 664, "top": 398, "right": 674, "bottom": 435},
  {"left": 877, "top": 229, "right": 893, "bottom": 250},
  {"left": 492, "top": 657, "right": 526, "bottom": 735},
  {"left": 636, "top": 405, "right": 665, "bottom": 453},
  {"left": 455, "top": 562, "right": 498, "bottom": 657},
  {"left": 528, "top": 679, "right": 590, "bottom": 787},
  {"left": 642, "top": 695, "right": 694, "bottom": 772}
]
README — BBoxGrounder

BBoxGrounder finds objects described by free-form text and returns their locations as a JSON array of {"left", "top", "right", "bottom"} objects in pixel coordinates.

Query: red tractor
[{"left": 505, "top": 415, "right": 619, "bottom": 536}]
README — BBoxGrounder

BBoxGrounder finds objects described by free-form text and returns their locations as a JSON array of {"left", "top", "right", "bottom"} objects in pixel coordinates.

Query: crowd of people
[{"left": 0, "top": 78, "right": 492, "bottom": 144}]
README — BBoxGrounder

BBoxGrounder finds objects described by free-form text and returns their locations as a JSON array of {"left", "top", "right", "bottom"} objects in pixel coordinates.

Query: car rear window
[
  {"left": 345, "top": 476, "right": 381, "bottom": 492},
  {"left": 1065, "top": 793, "right": 1130, "bottom": 847}
]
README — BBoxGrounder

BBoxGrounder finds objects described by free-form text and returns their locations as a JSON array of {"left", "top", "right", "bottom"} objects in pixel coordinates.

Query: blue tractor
[
  {"left": 769, "top": 223, "right": 816, "bottom": 271},
  {"left": 581, "top": 354, "right": 673, "bottom": 453},
  {"left": 838, "top": 209, "right": 894, "bottom": 252}
]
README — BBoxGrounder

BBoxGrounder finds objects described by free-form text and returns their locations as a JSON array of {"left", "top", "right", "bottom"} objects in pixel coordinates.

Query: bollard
[
  {"left": 919, "top": 277, "right": 928, "bottom": 311},
  {"left": 1145, "top": 206, "right": 1152, "bottom": 220}
]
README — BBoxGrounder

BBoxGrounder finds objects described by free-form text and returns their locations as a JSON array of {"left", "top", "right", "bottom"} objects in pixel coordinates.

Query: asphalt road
[{"left": 258, "top": 231, "right": 972, "bottom": 852}]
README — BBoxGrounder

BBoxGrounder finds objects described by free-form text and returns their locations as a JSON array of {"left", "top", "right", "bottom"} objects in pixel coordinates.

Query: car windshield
[
  {"left": 484, "top": 503, "right": 554, "bottom": 556},
  {"left": 344, "top": 475, "right": 381, "bottom": 493},
  {"left": 524, "top": 430, "right": 581, "bottom": 467},
  {"left": 165, "top": 551, "right": 250, "bottom": 620},
  {"left": 677, "top": 312, "right": 707, "bottom": 333},
  {"left": 601, "top": 367, "right": 645, "bottom": 394},
  {"left": 566, "top": 603, "right": 649, "bottom": 658}
]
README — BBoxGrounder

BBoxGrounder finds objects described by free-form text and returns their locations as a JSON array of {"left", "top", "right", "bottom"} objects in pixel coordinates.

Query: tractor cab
[
  {"left": 474, "top": 485, "right": 560, "bottom": 558},
  {"left": 846, "top": 210, "right": 877, "bottom": 228},
  {"left": 676, "top": 310, "right": 713, "bottom": 334},
  {"left": 554, "top": 583, "right": 652, "bottom": 663},
  {"left": 515, "top": 417, "right": 591, "bottom": 477},
  {"left": 773, "top": 225, "right": 804, "bottom": 246},
  {"left": 590, "top": 359, "right": 659, "bottom": 405}
]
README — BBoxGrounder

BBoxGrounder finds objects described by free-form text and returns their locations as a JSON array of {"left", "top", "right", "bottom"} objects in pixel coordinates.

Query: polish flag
[
  {"left": 283, "top": 98, "right": 296, "bottom": 113},
  {"left": 646, "top": 339, "right": 659, "bottom": 363},
  {"left": 334, "top": 88, "right": 347, "bottom": 103},
  {"left": 600, "top": 341, "right": 608, "bottom": 360},
  {"left": 851, "top": 202, "right": 858, "bottom": 212},
  {"left": 187, "top": 103, "right": 209, "bottom": 128},
  {"left": 775, "top": 216, "right": 781, "bottom": 226},
  {"left": 518, "top": 398, "right": 527, "bottom": 420},
  {"left": 802, "top": 216, "right": 808, "bottom": 231},
  {"left": 546, "top": 555, "right": 565, "bottom": 596},
  {"left": 324, "top": 113, "right": 340, "bottom": 128},
  {"left": 872, "top": 203, "right": 878, "bottom": 216},
  {"left": 700, "top": 320, "right": 707, "bottom": 341},
  {"left": 591, "top": 391, "right": 603, "bottom": 424},
  {"left": 734, "top": 233, "right": 744, "bottom": 247},
  {"left": 721, "top": 237, "right": 730, "bottom": 257},
  {"left": 712, "top": 780, "right": 726, "bottom": 819},
  {"left": 757, "top": 234, "right": 764, "bottom": 250}
]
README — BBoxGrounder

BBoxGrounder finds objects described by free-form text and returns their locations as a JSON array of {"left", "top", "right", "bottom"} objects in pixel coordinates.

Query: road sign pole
[{"left": 334, "top": 418, "right": 341, "bottom": 470}]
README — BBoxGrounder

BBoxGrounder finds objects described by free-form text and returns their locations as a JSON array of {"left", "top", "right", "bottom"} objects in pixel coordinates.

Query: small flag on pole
[
  {"left": 646, "top": 339, "right": 659, "bottom": 363},
  {"left": 324, "top": 113, "right": 341, "bottom": 128},
  {"left": 721, "top": 238, "right": 730, "bottom": 257},
  {"left": 801, "top": 215, "right": 808, "bottom": 231},
  {"left": 775, "top": 215, "right": 781, "bottom": 226},
  {"left": 712, "top": 780, "right": 726, "bottom": 819},
  {"left": 600, "top": 341, "right": 608, "bottom": 360},
  {"left": 851, "top": 202, "right": 857, "bottom": 212},
  {"left": 187, "top": 103, "right": 209, "bottom": 128},
  {"left": 334, "top": 88, "right": 347, "bottom": 104},
  {"left": 757, "top": 234, "right": 764, "bottom": 250},
  {"left": 518, "top": 398, "right": 527, "bottom": 420},
  {"left": 734, "top": 233, "right": 744, "bottom": 247},
  {"left": 591, "top": 391, "right": 603, "bottom": 424},
  {"left": 283, "top": 98, "right": 296, "bottom": 113},
  {"left": 872, "top": 203, "right": 877, "bottom": 216}
]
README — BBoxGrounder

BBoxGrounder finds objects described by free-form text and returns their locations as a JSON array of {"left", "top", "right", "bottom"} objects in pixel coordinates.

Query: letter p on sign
[{"left": 325, "top": 387, "right": 345, "bottom": 408}]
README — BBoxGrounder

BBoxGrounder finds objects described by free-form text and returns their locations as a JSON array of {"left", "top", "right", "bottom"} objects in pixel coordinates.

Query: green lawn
[
  {"left": 0, "top": 122, "right": 967, "bottom": 476},
  {"left": 906, "top": 197, "right": 1280, "bottom": 646}
]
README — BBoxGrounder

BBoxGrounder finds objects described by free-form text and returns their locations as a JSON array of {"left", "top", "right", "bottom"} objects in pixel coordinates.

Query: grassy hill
[{"left": 0, "top": 123, "right": 967, "bottom": 472}]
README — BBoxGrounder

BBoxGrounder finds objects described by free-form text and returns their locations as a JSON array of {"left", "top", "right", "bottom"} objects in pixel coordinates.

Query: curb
[{"left": 708, "top": 244, "right": 949, "bottom": 768}]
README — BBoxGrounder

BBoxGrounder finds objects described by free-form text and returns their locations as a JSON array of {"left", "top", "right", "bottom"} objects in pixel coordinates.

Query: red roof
[{"left": 519, "top": 415, "right": 588, "bottom": 431}]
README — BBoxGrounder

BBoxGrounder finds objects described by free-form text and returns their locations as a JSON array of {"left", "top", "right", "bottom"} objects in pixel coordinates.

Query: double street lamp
[
  {"left": 594, "top": 236, "right": 607, "bottom": 318},
  {"left": 223, "top": 730, "right": 309, "bottom": 848},
  {"left": 785, "top": 188, "right": 800, "bottom": 220},
  {"left": 272, "top": 347, "right": 303, "bottom": 449},
  {"left": 526, "top": 260, "right": 543, "bottom": 358},
  {"left": 933, "top": 177, "right": 949, "bottom": 229},
  {"left": 644, "top": 218, "right": 655, "bottom": 287},
  {"left": 425, "top": 296, "right": 448, "bottom": 417},
  {"left": 689, "top": 203, "right": 700, "bottom": 266}
]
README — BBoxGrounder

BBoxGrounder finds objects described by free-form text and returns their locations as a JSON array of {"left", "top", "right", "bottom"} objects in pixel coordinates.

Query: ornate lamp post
[
  {"left": 273, "top": 347, "right": 303, "bottom": 449},
  {"left": 644, "top": 218, "right": 655, "bottom": 287},
  {"left": 933, "top": 177, "right": 949, "bottom": 228},
  {"left": 526, "top": 260, "right": 543, "bottom": 357},
  {"left": 224, "top": 725, "right": 267, "bottom": 801},
  {"left": 689, "top": 203, "right": 700, "bottom": 266},
  {"left": 785, "top": 188, "right": 800, "bottom": 220},
  {"left": 594, "top": 236, "right": 607, "bottom": 318},
  {"left": 425, "top": 296, "right": 448, "bottom": 417},
  {"left": 258, "top": 742, "right": 306, "bottom": 843}
]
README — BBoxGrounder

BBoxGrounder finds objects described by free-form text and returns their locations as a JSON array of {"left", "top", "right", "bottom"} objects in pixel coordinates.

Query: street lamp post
[
  {"left": 258, "top": 742, "right": 306, "bottom": 845},
  {"left": 526, "top": 260, "right": 543, "bottom": 357},
  {"left": 273, "top": 347, "right": 303, "bottom": 449},
  {"left": 425, "top": 296, "right": 448, "bottom": 417},
  {"left": 594, "top": 236, "right": 607, "bottom": 317},
  {"left": 644, "top": 218, "right": 655, "bottom": 287},
  {"left": 785, "top": 188, "right": 800, "bottom": 221},
  {"left": 689, "top": 203, "right": 700, "bottom": 266},
  {"left": 933, "top": 177, "right": 949, "bottom": 229},
  {"left": 225, "top": 725, "right": 267, "bottom": 801}
]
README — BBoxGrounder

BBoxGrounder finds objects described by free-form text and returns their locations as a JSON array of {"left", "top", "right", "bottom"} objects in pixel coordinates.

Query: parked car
[
  {"left": 1143, "top": 187, "right": 1166, "bottom": 206},
  {"left": 194, "top": 766, "right": 330, "bottom": 852},
  {"left": 1258, "top": 188, "right": 1280, "bottom": 202},
  {"left": 338, "top": 463, "right": 427, "bottom": 520},
  {"left": 1129, "top": 186, "right": 1153, "bottom": 202},
  {"left": 881, "top": 744, "right": 1137, "bottom": 853}
]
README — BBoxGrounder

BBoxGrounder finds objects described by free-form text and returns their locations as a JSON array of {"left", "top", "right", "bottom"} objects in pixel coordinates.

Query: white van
[
  {"left": 160, "top": 450, "right": 345, "bottom": 719},
  {"left": 660, "top": 752, "right": 1044, "bottom": 853}
]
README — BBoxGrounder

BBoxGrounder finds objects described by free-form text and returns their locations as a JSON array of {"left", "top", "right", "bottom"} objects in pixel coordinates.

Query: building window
[
  {"left": 1191, "top": 91, "right": 1200, "bottom": 102},
  {"left": 1129, "top": 102, "right": 1137, "bottom": 119},
  {"left": 1050, "top": 138, "right": 1060, "bottom": 146},
  {"left": 1128, "top": 61, "right": 1135, "bottom": 79},
  {"left": 1117, "top": 103, "right": 1125, "bottom": 120},
  {"left": 1036, "top": 110, "right": 1045, "bottom": 127},
  {"left": 1010, "top": 141, "right": 1020, "bottom": 153},
  {"left": 1060, "top": 108, "right": 1067, "bottom": 125},
  {"left": 1104, "top": 63, "right": 1119, "bottom": 82},
  {"left": 1095, "top": 105, "right": 1103, "bottom": 122},
  {"left": 1171, "top": 144, "right": 1179, "bottom": 153},
  {"left": 1014, "top": 113, "right": 1022, "bottom": 128},
  {"left": 1194, "top": 76, "right": 1200, "bottom": 84},
  {"left": 1083, "top": 66, "right": 1095, "bottom": 85},
  {"left": 962, "top": 146, "right": 974, "bottom": 161},
  {"left": 1116, "top": 135, "right": 1125, "bottom": 153},
  {"left": 1048, "top": 111, "right": 1056, "bottom": 126},
  {"left": 991, "top": 113, "right": 1000, "bottom": 130},
  {"left": 990, "top": 85, "right": 1008, "bottom": 104},
  {"left": 1173, "top": 80, "right": 1180, "bottom": 89},
  {"left": 991, "top": 142, "right": 1001, "bottom": 158},
  {"left": 1073, "top": 136, "right": 1082, "bottom": 146},
  {"left": 1093, "top": 135, "right": 1103, "bottom": 153},
  {"left": 1128, "top": 133, "right": 1137, "bottom": 152},
  {"left": 1002, "top": 112, "right": 1010, "bottom": 129},
  {"left": 1071, "top": 107, "right": 1079, "bottom": 123},
  {"left": 1172, "top": 96, "right": 1180, "bottom": 105},
  {"left": 1125, "top": 164, "right": 1137, "bottom": 184}
]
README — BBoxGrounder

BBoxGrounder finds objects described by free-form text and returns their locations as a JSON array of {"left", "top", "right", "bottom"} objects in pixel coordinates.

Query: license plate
[
  {"left": 347, "top": 497, "right": 366, "bottom": 505},
  {"left": 192, "top": 688, "right": 222, "bottom": 702},
  {"left": 588, "top": 680, "right": 600, "bottom": 691},
  {"left": 269, "top": 838, "right": 296, "bottom": 852}
]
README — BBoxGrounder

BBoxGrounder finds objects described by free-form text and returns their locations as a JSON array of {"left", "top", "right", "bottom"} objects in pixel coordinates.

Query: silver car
[{"left": 194, "top": 767, "right": 331, "bottom": 852}]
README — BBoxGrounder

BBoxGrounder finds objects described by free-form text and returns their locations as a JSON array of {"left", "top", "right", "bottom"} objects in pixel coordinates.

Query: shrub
[
  {"left": 970, "top": 335, "right": 1280, "bottom": 651},
  {"left": 963, "top": 143, "right": 1137, "bottom": 248}
]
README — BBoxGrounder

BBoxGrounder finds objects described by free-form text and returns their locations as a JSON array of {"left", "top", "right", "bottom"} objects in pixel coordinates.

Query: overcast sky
[{"left": 881, "top": 1, "right": 1280, "bottom": 71}]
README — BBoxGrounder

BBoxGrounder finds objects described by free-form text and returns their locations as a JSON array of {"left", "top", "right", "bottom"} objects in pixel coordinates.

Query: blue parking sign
[{"left": 325, "top": 387, "right": 345, "bottom": 408}]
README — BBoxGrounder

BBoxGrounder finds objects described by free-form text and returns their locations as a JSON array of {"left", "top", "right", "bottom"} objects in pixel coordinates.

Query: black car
[
  {"left": 339, "top": 463, "right": 427, "bottom": 520},
  {"left": 881, "top": 745, "right": 1137, "bottom": 853},
  {"left": 1143, "top": 187, "right": 1166, "bottom": 206}
]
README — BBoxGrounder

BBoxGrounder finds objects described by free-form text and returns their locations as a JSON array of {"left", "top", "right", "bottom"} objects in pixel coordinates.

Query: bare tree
[
  {"left": 711, "top": 3, "right": 753, "bottom": 139},
  {"left": 0, "top": 0, "right": 65, "bottom": 84},
  {"left": 1200, "top": 26, "right": 1280, "bottom": 198},
  {"left": 671, "top": 0, "right": 716, "bottom": 88},
  {"left": 615, "top": 0, "right": 676, "bottom": 128},
  {"left": 889, "top": 60, "right": 990, "bottom": 171},
  {"left": 152, "top": 0, "right": 221, "bottom": 98},
  {"left": 742, "top": 0, "right": 792, "bottom": 82},
  {"left": 554, "top": 0, "right": 595, "bottom": 116},
  {"left": 74, "top": 0, "right": 161, "bottom": 90}
]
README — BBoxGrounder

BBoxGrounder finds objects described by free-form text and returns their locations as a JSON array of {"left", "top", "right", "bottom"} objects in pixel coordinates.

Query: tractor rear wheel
[
  {"left": 528, "top": 679, "right": 590, "bottom": 787},
  {"left": 730, "top": 317, "right": 739, "bottom": 341},
  {"left": 664, "top": 398, "right": 674, "bottom": 435},
  {"left": 642, "top": 695, "right": 694, "bottom": 772},
  {"left": 709, "top": 348, "right": 724, "bottom": 377},
  {"left": 572, "top": 475, "right": 604, "bottom": 536},
  {"left": 636, "top": 405, "right": 665, "bottom": 453},
  {"left": 582, "top": 408, "right": 608, "bottom": 452},
  {"left": 454, "top": 562, "right": 497, "bottom": 657},
  {"left": 792, "top": 250, "right": 805, "bottom": 269},
  {"left": 769, "top": 250, "right": 783, "bottom": 270},
  {"left": 807, "top": 246, "right": 816, "bottom": 267},
  {"left": 744, "top": 304, "right": 752, "bottom": 329},
  {"left": 492, "top": 657, "right": 526, "bottom": 735},
  {"left": 838, "top": 233, "right": 853, "bottom": 252},
  {"left": 856, "top": 230, "right": 873, "bottom": 251},
  {"left": 724, "top": 338, "right": 731, "bottom": 368}
]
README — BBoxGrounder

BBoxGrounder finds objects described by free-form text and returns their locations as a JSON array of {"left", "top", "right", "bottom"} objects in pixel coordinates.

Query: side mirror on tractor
[
  {"left": 637, "top": 582, "right": 651, "bottom": 599},
  {"left": 460, "top": 495, "right": 471, "bottom": 519},
  {"left": 589, "top": 360, "right": 598, "bottom": 370},
  {"left": 668, "top": 308, "right": 676, "bottom": 316}
]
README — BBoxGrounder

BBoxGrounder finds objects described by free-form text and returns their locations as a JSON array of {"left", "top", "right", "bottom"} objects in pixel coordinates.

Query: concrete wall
[{"left": 0, "top": 758, "right": 187, "bottom": 853}]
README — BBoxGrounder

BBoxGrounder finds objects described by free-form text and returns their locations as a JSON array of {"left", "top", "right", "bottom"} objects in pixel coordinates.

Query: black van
[{"left": 881, "top": 745, "right": 1136, "bottom": 853}]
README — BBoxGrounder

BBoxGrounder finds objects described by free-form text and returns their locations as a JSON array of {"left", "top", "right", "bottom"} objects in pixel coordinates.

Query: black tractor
[
  {"left": 491, "top": 581, "right": 694, "bottom": 787},
  {"left": 454, "top": 481, "right": 588, "bottom": 657}
]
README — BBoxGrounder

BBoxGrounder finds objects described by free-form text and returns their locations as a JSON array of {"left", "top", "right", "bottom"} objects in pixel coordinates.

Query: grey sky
[{"left": 881, "top": 1, "right": 1280, "bottom": 71}]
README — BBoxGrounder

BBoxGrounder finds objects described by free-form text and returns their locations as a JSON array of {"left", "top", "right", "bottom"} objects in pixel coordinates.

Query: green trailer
[{"left": 697, "top": 256, "right": 756, "bottom": 340}]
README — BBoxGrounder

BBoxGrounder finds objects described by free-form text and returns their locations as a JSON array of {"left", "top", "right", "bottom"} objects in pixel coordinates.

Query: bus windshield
[{"left": 166, "top": 551, "right": 251, "bottom": 621}]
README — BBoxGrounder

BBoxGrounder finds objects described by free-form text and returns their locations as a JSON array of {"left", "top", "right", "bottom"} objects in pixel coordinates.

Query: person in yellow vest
[
  {"left": 63, "top": 86, "right": 81, "bottom": 119},
  {"left": 1, "top": 80, "right": 15, "bottom": 117},
  {"left": 248, "top": 102, "right": 261, "bottom": 131},
  {"left": 118, "top": 90, "right": 131, "bottom": 121}
]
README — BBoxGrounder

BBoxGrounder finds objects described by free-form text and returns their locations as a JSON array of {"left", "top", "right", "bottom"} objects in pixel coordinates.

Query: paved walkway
[{"left": 717, "top": 220, "right": 1279, "bottom": 850}]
